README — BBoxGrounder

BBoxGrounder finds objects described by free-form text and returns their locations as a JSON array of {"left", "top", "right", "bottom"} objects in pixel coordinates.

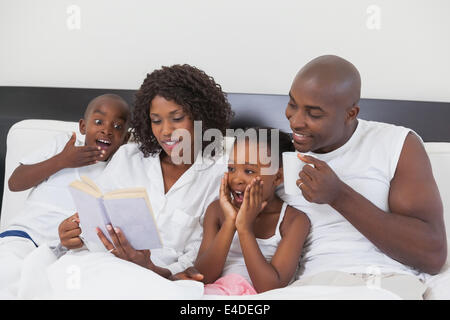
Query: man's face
[
  {"left": 80, "top": 101, "right": 130, "bottom": 161},
  {"left": 285, "top": 76, "right": 350, "bottom": 154}
]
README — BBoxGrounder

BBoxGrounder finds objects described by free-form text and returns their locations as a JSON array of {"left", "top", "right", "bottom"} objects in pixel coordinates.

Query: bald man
[{"left": 282, "top": 55, "right": 446, "bottom": 299}]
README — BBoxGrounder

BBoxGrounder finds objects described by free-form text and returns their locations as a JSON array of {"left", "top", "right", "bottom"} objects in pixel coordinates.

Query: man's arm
[
  {"left": 297, "top": 132, "right": 447, "bottom": 275},
  {"left": 330, "top": 133, "right": 446, "bottom": 274}
]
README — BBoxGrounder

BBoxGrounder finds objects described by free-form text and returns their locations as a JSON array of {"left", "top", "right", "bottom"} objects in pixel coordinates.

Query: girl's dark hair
[{"left": 132, "top": 64, "right": 234, "bottom": 157}]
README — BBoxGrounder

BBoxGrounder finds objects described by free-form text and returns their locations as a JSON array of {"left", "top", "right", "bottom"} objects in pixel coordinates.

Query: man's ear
[
  {"left": 346, "top": 104, "right": 360, "bottom": 122},
  {"left": 79, "top": 119, "right": 86, "bottom": 135}
]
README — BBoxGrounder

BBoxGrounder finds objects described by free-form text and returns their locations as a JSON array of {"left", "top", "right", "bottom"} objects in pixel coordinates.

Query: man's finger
[
  {"left": 67, "top": 132, "right": 77, "bottom": 145},
  {"left": 297, "top": 153, "right": 324, "bottom": 167},
  {"left": 296, "top": 179, "right": 313, "bottom": 200},
  {"left": 299, "top": 170, "right": 313, "bottom": 182}
]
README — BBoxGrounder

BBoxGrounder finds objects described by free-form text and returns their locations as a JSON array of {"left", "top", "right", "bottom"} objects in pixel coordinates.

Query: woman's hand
[
  {"left": 219, "top": 172, "right": 238, "bottom": 223},
  {"left": 58, "top": 213, "right": 84, "bottom": 249},
  {"left": 235, "top": 177, "right": 267, "bottom": 232},
  {"left": 97, "top": 225, "right": 153, "bottom": 270},
  {"left": 170, "top": 267, "right": 204, "bottom": 282}
]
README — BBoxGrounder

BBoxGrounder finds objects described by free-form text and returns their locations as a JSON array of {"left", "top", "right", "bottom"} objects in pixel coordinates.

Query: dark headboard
[{"left": 1, "top": 86, "right": 450, "bottom": 213}]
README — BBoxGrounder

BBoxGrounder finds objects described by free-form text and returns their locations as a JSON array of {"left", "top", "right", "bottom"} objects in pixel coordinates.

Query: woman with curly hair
[{"left": 59, "top": 64, "right": 234, "bottom": 282}]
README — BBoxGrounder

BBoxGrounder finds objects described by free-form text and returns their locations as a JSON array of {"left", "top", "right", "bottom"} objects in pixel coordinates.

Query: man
[{"left": 284, "top": 55, "right": 447, "bottom": 299}]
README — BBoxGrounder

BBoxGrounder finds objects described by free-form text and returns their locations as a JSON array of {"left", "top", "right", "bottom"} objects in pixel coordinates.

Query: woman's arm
[{"left": 238, "top": 207, "right": 310, "bottom": 293}]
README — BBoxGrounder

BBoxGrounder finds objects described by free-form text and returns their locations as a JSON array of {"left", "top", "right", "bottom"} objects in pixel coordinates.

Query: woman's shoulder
[{"left": 110, "top": 142, "right": 152, "bottom": 161}]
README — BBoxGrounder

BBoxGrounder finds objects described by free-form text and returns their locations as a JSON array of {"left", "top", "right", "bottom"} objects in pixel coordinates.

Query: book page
[
  {"left": 80, "top": 175, "right": 102, "bottom": 194},
  {"left": 103, "top": 196, "right": 162, "bottom": 250},
  {"left": 69, "top": 179, "right": 102, "bottom": 198},
  {"left": 69, "top": 187, "right": 112, "bottom": 247}
]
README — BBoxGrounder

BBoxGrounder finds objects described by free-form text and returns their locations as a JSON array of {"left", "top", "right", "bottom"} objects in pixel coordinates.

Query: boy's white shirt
[
  {"left": 5, "top": 132, "right": 107, "bottom": 248},
  {"left": 93, "top": 143, "right": 226, "bottom": 275}
]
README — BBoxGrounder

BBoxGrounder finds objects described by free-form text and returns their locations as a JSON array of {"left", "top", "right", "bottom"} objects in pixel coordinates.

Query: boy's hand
[
  {"left": 219, "top": 172, "right": 238, "bottom": 222},
  {"left": 235, "top": 177, "right": 267, "bottom": 232},
  {"left": 58, "top": 213, "right": 84, "bottom": 249},
  {"left": 57, "top": 132, "right": 105, "bottom": 169}
]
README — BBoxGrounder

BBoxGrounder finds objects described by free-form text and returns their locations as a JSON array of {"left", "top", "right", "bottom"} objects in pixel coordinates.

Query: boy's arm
[
  {"left": 194, "top": 200, "right": 237, "bottom": 284},
  {"left": 238, "top": 207, "right": 310, "bottom": 293},
  {"left": 8, "top": 133, "right": 103, "bottom": 192}
]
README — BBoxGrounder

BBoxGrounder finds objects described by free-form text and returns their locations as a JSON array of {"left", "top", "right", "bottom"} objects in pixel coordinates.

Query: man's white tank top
[
  {"left": 279, "top": 119, "right": 425, "bottom": 279},
  {"left": 222, "top": 202, "right": 289, "bottom": 285}
]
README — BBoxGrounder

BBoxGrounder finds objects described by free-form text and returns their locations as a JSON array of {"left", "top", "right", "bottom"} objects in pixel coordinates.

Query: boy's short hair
[{"left": 84, "top": 93, "right": 130, "bottom": 121}]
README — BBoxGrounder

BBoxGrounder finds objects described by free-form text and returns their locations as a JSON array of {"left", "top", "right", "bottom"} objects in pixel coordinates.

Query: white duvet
[{"left": 0, "top": 244, "right": 417, "bottom": 300}]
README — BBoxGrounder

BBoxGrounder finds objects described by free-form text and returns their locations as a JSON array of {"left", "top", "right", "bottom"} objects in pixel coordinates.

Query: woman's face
[{"left": 149, "top": 95, "right": 195, "bottom": 162}]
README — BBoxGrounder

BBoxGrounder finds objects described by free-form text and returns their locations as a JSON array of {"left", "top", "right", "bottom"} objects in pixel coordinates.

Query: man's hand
[
  {"left": 170, "top": 267, "right": 204, "bottom": 282},
  {"left": 296, "top": 154, "right": 345, "bottom": 205},
  {"left": 58, "top": 213, "right": 84, "bottom": 249},
  {"left": 57, "top": 132, "right": 105, "bottom": 169}
]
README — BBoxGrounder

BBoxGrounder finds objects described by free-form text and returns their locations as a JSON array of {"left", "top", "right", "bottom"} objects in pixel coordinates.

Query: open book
[{"left": 69, "top": 176, "right": 162, "bottom": 250}]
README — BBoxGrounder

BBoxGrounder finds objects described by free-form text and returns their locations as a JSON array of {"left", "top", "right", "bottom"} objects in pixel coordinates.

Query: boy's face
[
  {"left": 79, "top": 100, "right": 130, "bottom": 161},
  {"left": 227, "top": 140, "right": 282, "bottom": 208},
  {"left": 149, "top": 95, "right": 195, "bottom": 161}
]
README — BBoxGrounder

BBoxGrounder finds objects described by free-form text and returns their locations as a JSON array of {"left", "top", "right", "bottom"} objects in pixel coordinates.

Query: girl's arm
[
  {"left": 236, "top": 179, "right": 310, "bottom": 293},
  {"left": 194, "top": 200, "right": 237, "bottom": 284},
  {"left": 238, "top": 206, "right": 310, "bottom": 293}
]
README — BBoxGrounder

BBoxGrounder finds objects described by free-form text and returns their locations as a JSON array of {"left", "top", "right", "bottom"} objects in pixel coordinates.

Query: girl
[
  {"left": 58, "top": 64, "right": 234, "bottom": 279},
  {"left": 195, "top": 128, "right": 311, "bottom": 294}
]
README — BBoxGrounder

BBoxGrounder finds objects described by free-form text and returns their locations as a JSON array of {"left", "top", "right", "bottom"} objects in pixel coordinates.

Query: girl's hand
[
  {"left": 235, "top": 177, "right": 267, "bottom": 232},
  {"left": 58, "top": 213, "right": 84, "bottom": 249},
  {"left": 97, "top": 225, "right": 153, "bottom": 270},
  {"left": 57, "top": 132, "right": 105, "bottom": 169},
  {"left": 219, "top": 172, "right": 238, "bottom": 222}
]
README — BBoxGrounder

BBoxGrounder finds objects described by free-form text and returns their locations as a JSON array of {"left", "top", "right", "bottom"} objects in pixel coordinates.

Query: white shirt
[
  {"left": 279, "top": 119, "right": 424, "bottom": 279},
  {"left": 222, "top": 202, "right": 289, "bottom": 285},
  {"left": 6, "top": 133, "right": 107, "bottom": 247},
  {"left": 94, "top": 143, "right": 227, "bottom": 275}
]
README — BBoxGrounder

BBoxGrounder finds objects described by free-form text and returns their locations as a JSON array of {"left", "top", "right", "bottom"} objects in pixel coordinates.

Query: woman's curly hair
[{"left": 132, "top": 64, "right": 234, "bottom": 157}]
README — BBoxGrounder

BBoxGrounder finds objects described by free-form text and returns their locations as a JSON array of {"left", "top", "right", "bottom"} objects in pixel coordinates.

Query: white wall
[{"left": 1, "top": 0, "right": 449, "bottom": 102}]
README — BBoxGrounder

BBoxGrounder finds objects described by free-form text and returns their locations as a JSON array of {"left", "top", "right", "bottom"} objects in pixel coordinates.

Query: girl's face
[
  {"left": 227, "top": 140, "right": 282, "bottom": 208},
  {"left": 149, "top": 95, "right": 195, "bottom": 161}
]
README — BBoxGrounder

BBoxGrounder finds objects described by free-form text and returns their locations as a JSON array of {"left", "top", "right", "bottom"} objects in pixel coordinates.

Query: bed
[{"left": 1, "top": 86, "right": 449, "bottom": 299}]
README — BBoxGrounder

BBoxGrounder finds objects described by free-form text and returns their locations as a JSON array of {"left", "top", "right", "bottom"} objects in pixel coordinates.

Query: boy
[{"left": 0, "top": 93, "right": 131, "bottom": 290}]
